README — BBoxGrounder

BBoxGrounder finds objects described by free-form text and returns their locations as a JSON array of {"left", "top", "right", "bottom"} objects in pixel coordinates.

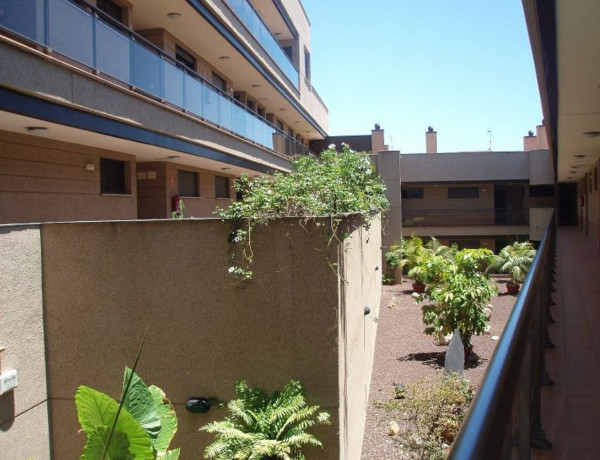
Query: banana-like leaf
[
  {"left": 75, "top": 386, "right": 154, "bottom": 459},
  {"left": 122, "top": 367, "right": 162, "bottom": 440},
  {"left": 81, "top": 425, "right": 132, "bottom": 460},
  {"left": 148, "top": 385, "right": 178, "bottom": 455},
  {"left": 159, "top": 448, "right": 181, "bottom": 460}
]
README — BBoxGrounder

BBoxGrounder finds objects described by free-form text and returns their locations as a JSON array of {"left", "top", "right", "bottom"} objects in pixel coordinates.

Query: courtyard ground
[{"left": 361, "top": 276, "right": 516, "bottom": 459}]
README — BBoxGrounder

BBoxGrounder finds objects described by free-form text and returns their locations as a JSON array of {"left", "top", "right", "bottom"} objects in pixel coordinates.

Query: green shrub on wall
[{"left": 216, "top": 144, "right": 389, "bottom": 284}]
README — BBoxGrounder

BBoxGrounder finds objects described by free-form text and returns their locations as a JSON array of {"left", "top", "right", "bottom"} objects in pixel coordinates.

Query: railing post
[
  {"left": 530, "top": 251, "right": 552, "bottom": 449},
  {"left": 519, "top": 333, "right": 532, "bottom": 458}
]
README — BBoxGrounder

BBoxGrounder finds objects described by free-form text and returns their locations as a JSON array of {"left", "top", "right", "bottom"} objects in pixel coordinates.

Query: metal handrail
[{"left": 448, "top": 212, "right": 555, "bottom": 458}]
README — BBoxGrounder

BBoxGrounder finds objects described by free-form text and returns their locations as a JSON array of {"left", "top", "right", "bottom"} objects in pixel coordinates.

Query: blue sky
[{"left": 302, "top": 0, "right": 542, "bottom": 153}]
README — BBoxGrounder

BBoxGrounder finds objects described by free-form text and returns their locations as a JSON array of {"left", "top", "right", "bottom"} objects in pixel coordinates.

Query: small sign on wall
[{"left": 0, "top": 369, "right": 18, "bottom": 395}]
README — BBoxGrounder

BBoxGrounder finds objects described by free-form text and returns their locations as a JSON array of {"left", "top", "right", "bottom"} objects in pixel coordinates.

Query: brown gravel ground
[{"left": 360, "top": 276, "right": 517, "bottom": 460}]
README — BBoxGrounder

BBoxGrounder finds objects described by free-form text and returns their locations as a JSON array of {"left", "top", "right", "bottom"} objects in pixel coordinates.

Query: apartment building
[
  {"left": 0, "top": 0, "right": 329, "bottom": 223},
  {"left": 376, "top": 126, "right": 557, "bottom": 252}
]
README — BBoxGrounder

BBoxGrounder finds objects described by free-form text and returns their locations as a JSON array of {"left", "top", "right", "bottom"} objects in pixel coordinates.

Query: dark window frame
[
  {"left": 178, "top": 170, "right": 199, "bottom": 197},
  {"left": 401, "top": 188, "right": 424, "bottom": 199},
  {"left": 175, "top": 45, "right": 196, "bottom": 72},
  {"left": 100, "top": 157, "right": 126, "bottom": 194},
  {"left": 448, "top": 187, "right": 479, "bottom": 199},
  {"left": 528, "top": 184, "right": 554, "bottom": 197},
  {"left": 97, "top": 0, "right": 123, "bottom": 23},
  {"left": 215, "top": 175, "right": 230, "bottom": 199},
  {"left": 211, "top": 72, "right": 227, "bottom": 92}
]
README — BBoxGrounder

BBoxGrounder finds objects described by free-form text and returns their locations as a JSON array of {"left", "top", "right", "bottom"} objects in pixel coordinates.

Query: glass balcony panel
[
  {"left": 233, "top": 105, "right": 247, "bottom": 138},
  {"left": 184, "top": 74, "right": 204, "bottom": 117},
  {"left": 0, "top": 0, "right": 44, "bottom": 43},
  {"left": 202, "top": 85, "right": 219, "bottom": 124},
  {"left": 224, "top": 0, "right": 298, "bottom": 87},
  {"left": 95, "top": 20, "right": 131, "bottom": 82},
  {"left": 132, "top": 41, "right": 162, "bottom": 98},
  {"left": 163, "top": 61, "right": 184, "bottom": 108},
  {"left": 49, "top": 0, "right": 93, "bottom": 67},
  {"left": 219, "top": 95, "right": 233, "bottom": 131}
]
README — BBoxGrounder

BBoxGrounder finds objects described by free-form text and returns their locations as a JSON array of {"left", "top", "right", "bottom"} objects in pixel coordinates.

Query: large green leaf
[
  {"left": 75, "top": 386, "right": 154, "bottom": 459},
  {"left": 148, "top": 385, "right": 178, "bottom": 455},
  {"left": 122, "top": 367, "right": 162, "bottom": 440},
  {"left": 81, "top": 425, "right": 132, "bottom": 460},
  {"left": 159, "top": 448, "right": 181, "bottom": 460}
]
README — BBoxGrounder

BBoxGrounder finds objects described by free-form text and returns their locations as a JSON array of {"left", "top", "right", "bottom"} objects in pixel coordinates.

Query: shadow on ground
[{"left": 397, "top": 351, "right": 487, "bottom": 369}]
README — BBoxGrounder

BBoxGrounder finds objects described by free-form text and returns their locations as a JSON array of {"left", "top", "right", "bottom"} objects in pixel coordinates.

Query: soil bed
[{"left": 361, "top": 277, "right": 516, "bottom": 459}]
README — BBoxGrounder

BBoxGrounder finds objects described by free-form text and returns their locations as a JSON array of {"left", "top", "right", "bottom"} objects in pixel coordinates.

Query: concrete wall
[
  {"left": 0, "top": 130, "right": 137, "bottom": 224},
  {"left": 374, "top": 151, "right": 402, "bottom": 248},
  {"left": 24, "top": 215, "right": 381, "bottom": 459},
  {"left": 400, "top": 151, "right": 530, "bottom": 183},
  {"left": 0, "top": 225, "right": 50, "bottom": 459},
  {"left": 529, "top": 149, "right": 555, "bottom": 184}
]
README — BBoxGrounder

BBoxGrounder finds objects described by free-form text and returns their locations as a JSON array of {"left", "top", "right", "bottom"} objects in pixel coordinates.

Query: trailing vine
[{"left": 216, "top": 144, "right": 389, "bottom": 285}]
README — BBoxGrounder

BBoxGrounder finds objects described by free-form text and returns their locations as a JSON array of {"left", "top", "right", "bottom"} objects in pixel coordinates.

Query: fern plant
[{"left": 201, "top": 380, "right": 330, "bottom": 460}]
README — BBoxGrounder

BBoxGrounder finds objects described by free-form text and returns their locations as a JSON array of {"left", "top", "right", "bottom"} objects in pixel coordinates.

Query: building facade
[
  {"left": 0, "top": 0, "right": 329, "bottom": 223},
  {"left": 376, "top": 126, "right": 556, "bottom": 252}
]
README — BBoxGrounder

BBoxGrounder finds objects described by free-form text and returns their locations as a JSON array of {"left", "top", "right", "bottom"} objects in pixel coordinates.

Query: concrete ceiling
[
  {"left": 555, "top": 0, "right": 600, "bottom": 182},
  {"left": 0, "top": 111, "right": 278, "bottom": 178}
]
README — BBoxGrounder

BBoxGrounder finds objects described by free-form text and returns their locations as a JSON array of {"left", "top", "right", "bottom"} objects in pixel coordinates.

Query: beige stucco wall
[
  {"left": 0, "top": 225, "right": 50, "bottom": 459},
  {"left": 0, "top": 130, "right": 137, "bottom": 224},
  {"left": 530, "top": 208, "right": 555, "bottom": 241},
  {"left": 400, "top": 151, "right": 530, "bottom": 183},
  {"left": 374, "top": 151, "right": 402, "bottom": 248},
  {"left": 37, "top": 216, "right": 380, "bottom": 459},
  {"left": 337, "top": 217, "right": 381, "bottom": 459},
  {"left": 528, "top": 149, "right": 555, "bottom": 185}
]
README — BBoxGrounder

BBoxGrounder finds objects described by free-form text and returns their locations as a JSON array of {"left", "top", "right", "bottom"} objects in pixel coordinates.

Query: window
[
  {"left": 175, "top": 45, "right": 196, "bottom": 71},
  {"left": 304, "top": 48, "right": 311, "bottom": 80},
  {"left": 100, "top": 158, "right": 125, "bottom": 194},
  {"left": 283, "top": 46, "right": 293, "bottom": 61},
  {"left": 212, "top": 72, "right": 227, "bottom": 92},
  {"left": 178, "top": 170, "right": 198, "bottom": 197},
  {"left": 448, "top": 187, "right": 479, "bottom": 199},
  {"left": 276, "top": 120, "right": 284, "bottom": 131},
  {"left": 215, "top": 175, "right": 230, "bottom": 198},
  {"left": 449, "top": 239, "right": 481, "bottom": 250},
  {"left": 401, "top": 188, "right": 424, "bottom": 199},
  {"left": 246, "top": 100, "right": 255, "bottom": 111},
  {"left": 97, "top": 0, "right": 123, "bottom": 23},
  {"left": 529, "top": 185, "right": 554, "bottom": 197},
  {"left": 257, "top": 107, "right": 265, "bottom": 118}
]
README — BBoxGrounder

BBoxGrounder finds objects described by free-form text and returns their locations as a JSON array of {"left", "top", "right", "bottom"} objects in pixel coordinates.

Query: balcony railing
[
  {"left": 0, "top": 0, "right": 309, "bottom": 159},
  {"left": 224, "top": 0, "right": 299, "bottom": 89},
  {"left": 403, "top": 208, "right": 529, "bottom": 227},
  {"left": 448, "top": 213, "right": 555, "bottom": 458}
]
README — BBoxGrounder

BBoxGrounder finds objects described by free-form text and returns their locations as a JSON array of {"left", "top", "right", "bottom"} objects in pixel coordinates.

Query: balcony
[
  {"left": 0, "top": 0, "right": 309, "bottom": 159},
  {"left": 403, "top": 208, "right": 530, "bottom": 227},
  {"left": 448, "top": 222, "right": 600, "bottom": 458},
  {"left": 223, "top": 0, "right": 299, "bottom": 89}
]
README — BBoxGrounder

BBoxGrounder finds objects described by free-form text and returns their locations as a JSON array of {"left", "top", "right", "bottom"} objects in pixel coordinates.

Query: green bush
[
  {"left": 486, "top": 241, "right": 536, "bottom": 284},
  {"left": 201, "top": 380, "right": 330, "bottom": 460},
  {"left": 379, "top": 372, "right": 474, "bottom": 459},
  {"left": 420, "top": 248, "right": 497, "bottom": 350},
  {"left": 216, "top": 145, "right": 389, "bottom": 284}
]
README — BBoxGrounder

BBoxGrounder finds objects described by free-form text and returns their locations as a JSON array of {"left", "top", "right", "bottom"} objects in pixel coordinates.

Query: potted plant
[
  {"left": 384, "top": 249, "right": 402, "bottom": 284},
  {"left": 486, "top": 241, "right": 536, "bottom": 294}
]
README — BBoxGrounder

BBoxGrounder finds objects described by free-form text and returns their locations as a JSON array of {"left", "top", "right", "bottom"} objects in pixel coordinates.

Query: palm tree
[
  {"left": 201, "top": 380, "right": 330, "bottom": 460},
  {"left": 487, "top": 241, "right": 537, "bottom": 293}
]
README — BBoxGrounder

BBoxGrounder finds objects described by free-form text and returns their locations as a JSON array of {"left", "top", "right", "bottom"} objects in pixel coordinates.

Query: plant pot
[
  {"left": 412, "top": 282, "right": 426, "bottom": 294},
  {"left": 506, "top": 282, "right": 520, "bottom": 295}
]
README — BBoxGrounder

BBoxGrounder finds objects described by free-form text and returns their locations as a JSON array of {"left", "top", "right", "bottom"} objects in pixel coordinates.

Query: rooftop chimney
[
  {"left": 371, "top": 123, "right": 385, "bottom": 153},
  {"left": 523, "top": 123, "right": 548, "bottom": 151},
  {"left": 523, "top": 129, "right": 537, "bottom": 151},
  {"left": 426, "top": 126, "right": 437, "bottom": 153}
]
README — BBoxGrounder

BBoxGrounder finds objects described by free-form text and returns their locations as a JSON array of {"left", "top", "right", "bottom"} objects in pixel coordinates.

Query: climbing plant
[{"left": 216, "top": 144, "right": 389, "bottom": 284}]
